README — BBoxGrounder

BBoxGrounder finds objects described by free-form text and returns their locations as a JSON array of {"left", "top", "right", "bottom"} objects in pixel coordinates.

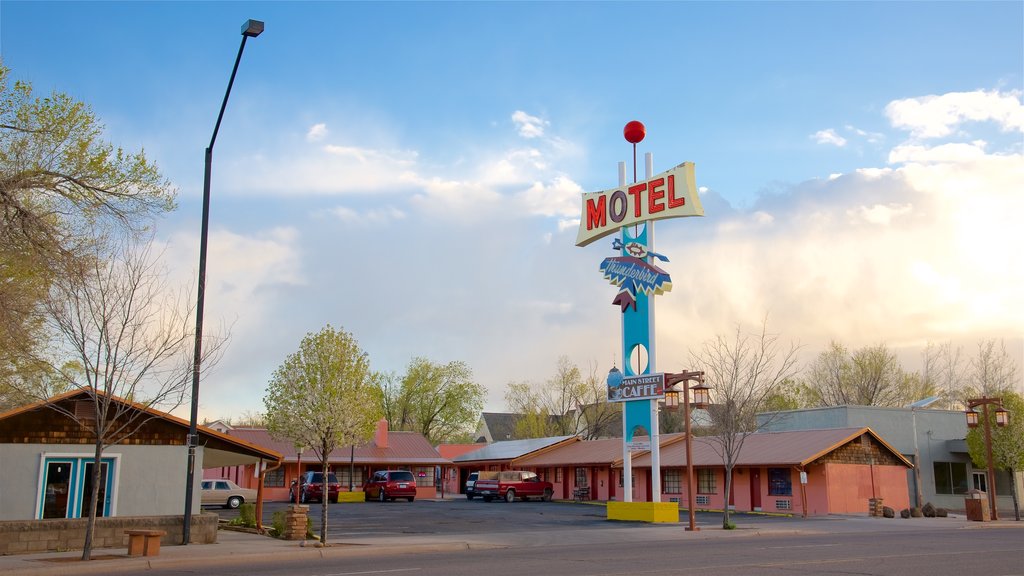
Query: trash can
[{"left": 965, "top": 489, "right": 990, "bottom": 522}]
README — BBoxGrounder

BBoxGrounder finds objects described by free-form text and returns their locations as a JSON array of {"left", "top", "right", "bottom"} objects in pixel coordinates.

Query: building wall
[
  {"left": 824, "top": 462, "right": 910, "bottom": 514},
  {"left": 0, "top": 443, "right": 200, "bottom": 521},
  {"left": 757, "top": 406, "right": 1003, "bottom": 512}
]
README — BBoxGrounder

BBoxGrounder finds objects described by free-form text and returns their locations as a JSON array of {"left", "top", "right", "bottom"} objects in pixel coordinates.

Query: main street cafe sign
[
  {"left": 608, "top": 373, "right": 665, "bottom": 403},
  {"left": 575, "top": 162, "right": 703, "bottom": 248}
]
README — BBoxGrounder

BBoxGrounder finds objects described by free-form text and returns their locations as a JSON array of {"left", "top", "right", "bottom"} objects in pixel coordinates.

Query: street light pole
[
  {"left": 966, "top": 396, "right": 1009, "bottom": 522},
  {"left": 665, "top": 370, "right": 708, "bottom": 532},
  {"left": 182, "top": 19, "right": 264, "bottom": 546}
]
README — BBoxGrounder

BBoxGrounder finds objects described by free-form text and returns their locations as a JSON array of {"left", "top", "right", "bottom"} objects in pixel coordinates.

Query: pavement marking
[
  {"left": 315, "top": 565, "right": 419, "bottom": 569},
  {"left": 761, "top": 543, "right": 840, "bottom": 549}
]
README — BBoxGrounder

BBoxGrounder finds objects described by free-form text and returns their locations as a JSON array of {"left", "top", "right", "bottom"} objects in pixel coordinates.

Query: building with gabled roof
[
  {"left": 208, "top": 419, "right": 451, "bottom": 501},
  {"left": 0, "top": 390, "right": 281, "bottom": 521},
  {"left": 625, "top": 427, "right": 911, "bottom": 515}
]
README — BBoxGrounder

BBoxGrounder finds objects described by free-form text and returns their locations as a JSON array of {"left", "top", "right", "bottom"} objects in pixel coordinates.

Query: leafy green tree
[
  {"left": 263, "top": 325, "right": 380, "bottom": 544},
  {"left": 0, "top": 65, "right": 175, "bottom": 407},
  {"left": 966, "top": 392, "right": 1024, "bottom": 521},
  {"left": 378, "top": 357, "right": 484, "bottom": 444}
]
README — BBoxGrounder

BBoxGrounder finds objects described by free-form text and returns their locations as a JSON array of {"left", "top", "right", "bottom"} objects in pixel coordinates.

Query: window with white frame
[{"left": 37, "top": 454, "right": 119, "bottom": 520}]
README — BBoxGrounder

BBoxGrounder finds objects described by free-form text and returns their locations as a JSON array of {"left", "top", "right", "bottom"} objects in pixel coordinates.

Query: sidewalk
[{"left": 1, "top": 512, "right": 1020, "bottom": 576}]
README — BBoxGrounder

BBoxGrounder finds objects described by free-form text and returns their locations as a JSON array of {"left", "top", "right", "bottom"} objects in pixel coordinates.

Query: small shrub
[
  {"left": 228, "top": 503, "right": 257, "bottom": 527},
  {"left": 271, "top": 510, "right": 286, "bottom": 538},
  {"left": 723, "top": 521, "right": 736, "bottom": 530}
]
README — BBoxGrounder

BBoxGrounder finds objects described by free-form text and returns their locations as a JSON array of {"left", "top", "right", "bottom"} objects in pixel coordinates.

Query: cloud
[
  {"left": 885, "top": 89, "right": 1024, "bottom": 139},
  {"left": 512, "top": 110, "right": 548, "bottom": 139},
  {"left": 812, "top": 129, "right": 847, "bottom": 147},
  {"left": 180, "top": 90, "right": 1024, "bottom": 421},
  {"left": 306, "top": 123, "right": 328, "bottom": 142}
]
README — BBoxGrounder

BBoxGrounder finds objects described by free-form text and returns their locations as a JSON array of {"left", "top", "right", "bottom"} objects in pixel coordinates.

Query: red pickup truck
[{"left": 475, "top": 470, "right": 554, "bottom": 502}]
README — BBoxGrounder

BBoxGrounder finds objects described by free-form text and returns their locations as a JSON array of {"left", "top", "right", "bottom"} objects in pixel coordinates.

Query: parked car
[
  {"left": 465, "top": 470, "right": 498, "bottom": 500},
  {"left": 364, "top": 470, "right": 417, "bottom": 502},
  {"left": 465, "top": 471, "right": 479, "bottom": 500},
  {"left": 289, "top": 471, "right": 341, "bottom": 503},
  {"left": 475, "top": 470, "right": 554, "bottom": 502},
  {"left": 201, "top": 479, "right": 257, "bottom": 509}
]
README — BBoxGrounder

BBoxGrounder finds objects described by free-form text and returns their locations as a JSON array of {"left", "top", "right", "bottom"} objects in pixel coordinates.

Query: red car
[
  {"left": 364, "top": 470, "right": 417, "bottom": 502},
  {"left": 289, "top": 471, "right": 341, "bottom": 503}
]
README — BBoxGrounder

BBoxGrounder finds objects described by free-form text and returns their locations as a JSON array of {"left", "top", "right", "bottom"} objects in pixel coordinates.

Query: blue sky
[{"left": 3, "top": 1, "right": 1022, "bottom": 421}]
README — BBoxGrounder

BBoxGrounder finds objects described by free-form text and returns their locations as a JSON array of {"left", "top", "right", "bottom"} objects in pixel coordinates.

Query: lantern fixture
[
  {"left": 995, "top": 407, "right": 1009, "bottom": 427},
  {"left": 691, "top": 382, "right": 711, "bottom": 410},
  {"left": 966, "top": 409, "right": 979, "bottom": 428},
  {"left": 664, "top": 389, "right": 680, "bottom": 410}
]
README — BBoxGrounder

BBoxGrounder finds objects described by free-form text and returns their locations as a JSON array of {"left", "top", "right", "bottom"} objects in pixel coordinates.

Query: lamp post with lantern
[
  {"left": 663, "top": 370, "right": 710, "bottom": 532},
  {"left": 965, "top": 397, "right": 1009, "bottom": 521}
]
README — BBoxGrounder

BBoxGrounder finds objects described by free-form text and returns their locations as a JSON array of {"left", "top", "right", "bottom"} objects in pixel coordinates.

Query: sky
[{"left": 2, "top": 1, "right": 1022, "bottom": 422}]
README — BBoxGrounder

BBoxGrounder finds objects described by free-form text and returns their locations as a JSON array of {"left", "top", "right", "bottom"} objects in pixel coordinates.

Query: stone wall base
[{"left": 0, "top": 513, "right": 218, "bottom": 555}]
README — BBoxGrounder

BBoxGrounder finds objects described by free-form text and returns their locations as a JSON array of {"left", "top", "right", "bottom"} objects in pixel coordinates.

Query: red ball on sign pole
[{"left": 624, "top": 120, "right": 646, "bottom": 144}]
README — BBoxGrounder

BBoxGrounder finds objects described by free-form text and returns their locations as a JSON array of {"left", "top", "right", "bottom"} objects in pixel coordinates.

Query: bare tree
[
  {"left": 503, "top": 356, "right": 617, "bottom": 439},
  {"left": 28, "top": 236, "right": 222, "bottom": 560},
  {"left": 690, "top": 319, "right": 800, "bottom": 529},
  {"left": 921, "top": 341, "right": 971, "bottom": 409},
  {"left": 967, "top": 339, "right": 1020, "bottom": 399},
  {"left": 802, "top": 342, "right": 925, "bottom": 407}
]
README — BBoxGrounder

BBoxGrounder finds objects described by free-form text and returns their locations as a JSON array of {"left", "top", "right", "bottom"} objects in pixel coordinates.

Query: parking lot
[{"left": 209, "top": 496, "right": 785, "bottom": 539}]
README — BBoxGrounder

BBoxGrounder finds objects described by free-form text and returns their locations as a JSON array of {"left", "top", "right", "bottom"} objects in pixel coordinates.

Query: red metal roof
[
  {"left": 228, "top": 428, "right": 449, "bottom": 465},
  {"left": 627, "top": 427, "right": 912, "bottom": 468}
]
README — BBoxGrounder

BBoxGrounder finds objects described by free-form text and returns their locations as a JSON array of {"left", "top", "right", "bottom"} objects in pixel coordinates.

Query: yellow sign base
[
  {"left": 337, "top": 491, "right": 366, "bottom": 503},
  {"left": 607, "top": 501, "right": 679, "bottom": 523}
]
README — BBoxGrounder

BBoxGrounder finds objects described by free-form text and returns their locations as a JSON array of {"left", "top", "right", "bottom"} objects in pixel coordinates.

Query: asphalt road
[
  {"left": 189, "top": 499, "right": 1024, "bottom": 576},
  {"left": 211, "top": 497, "right": 785, "bottom": 538}
]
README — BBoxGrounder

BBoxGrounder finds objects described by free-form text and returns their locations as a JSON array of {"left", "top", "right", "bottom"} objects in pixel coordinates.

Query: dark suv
[
  {"left": 290, "top": 471, "right": 341, "bottom": 503},
  {"left": 364, "top": 470, "right": 417, "bottom": 502}
]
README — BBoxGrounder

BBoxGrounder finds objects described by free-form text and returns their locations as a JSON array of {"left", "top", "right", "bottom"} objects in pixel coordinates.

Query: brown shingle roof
[
  {"left": 228, "top": 428, "right": 449, "bottom": 465},
  {"left": 627, "top": 427, "right": 911, "bottom": 468}
]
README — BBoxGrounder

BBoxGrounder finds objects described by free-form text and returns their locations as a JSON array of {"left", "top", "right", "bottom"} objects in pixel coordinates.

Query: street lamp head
[
  {"left": 663, "top": 390, "right": 680, "bottom": 411},
  {"left": 965, "top": 409, "right": 979, "bottom": 428},
  {"left": 995, "top": 408, "right": 1009, "bottom": 427},
  {"left": 242, "top": 19, "right": 265, "bottom": 37},
  {"left": 691, "top": 382, "right": 711, "bottom": 410}
]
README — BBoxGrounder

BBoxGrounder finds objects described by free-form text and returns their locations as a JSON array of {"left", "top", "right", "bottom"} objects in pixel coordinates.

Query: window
[
  {"left": 768, "top": 468, "right": 792, "bottom": 496},
  {"left": 555, "top": 468, "right": 563, "bottom": 483},
  {"left": 697, "top": 469, "right": 716, "bottom": 494},
  {"left": 663, "top": 469, "right": 681, "bottom": 494},
  {"left": 336, "top": 466, "right": 364, "bottom": 488},
  {"left": 265, "top": 467, "right": 285, "bottom": 488},
  {"left": 618, "top": 471, "right": 636, "bottom": 488},
  {"left": 413, "top": 467, "right": 433, "bottom": 487},
  {"left": 934, "top": 461, "right": 969, "bottom": 495},
  {"left": 575, "top": 467, "right": 588, "bottom": 487}
]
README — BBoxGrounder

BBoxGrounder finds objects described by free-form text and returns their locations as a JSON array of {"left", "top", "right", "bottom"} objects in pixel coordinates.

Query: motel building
[
  {"left": 451, "top": 427, "right": 911, "bottom": 516},
  {"left": 206, "top": 419, "right": 450, "bottom": 502}
]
